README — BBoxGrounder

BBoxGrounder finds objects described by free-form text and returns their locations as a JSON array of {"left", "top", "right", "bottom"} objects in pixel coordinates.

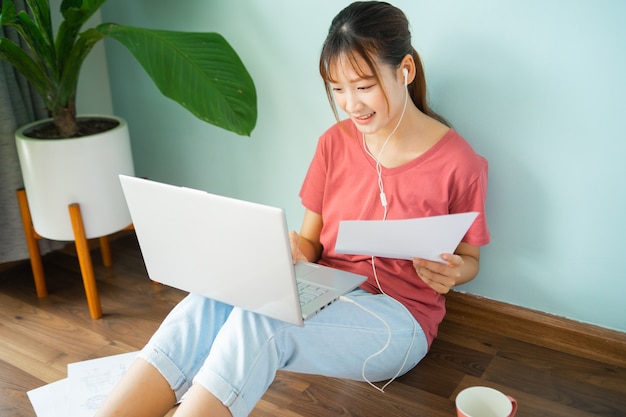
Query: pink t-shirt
[{"left": 299, "top": 119, "right": 490, "bottom": 346}]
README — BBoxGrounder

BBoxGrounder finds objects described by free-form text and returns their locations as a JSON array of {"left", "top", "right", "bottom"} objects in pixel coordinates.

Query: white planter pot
[{"left": 15, "top": 115, "right": 135, "bottom": 241}]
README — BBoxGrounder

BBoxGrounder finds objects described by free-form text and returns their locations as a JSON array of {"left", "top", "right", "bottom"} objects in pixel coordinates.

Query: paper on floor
[{"left": 27, "top": 351, "right": 138, "bottom": 417}]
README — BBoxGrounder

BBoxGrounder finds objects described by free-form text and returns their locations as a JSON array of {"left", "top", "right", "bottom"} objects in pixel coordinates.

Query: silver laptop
[{"left": 119, "top": 175, "right": 366, "bottom": 326}]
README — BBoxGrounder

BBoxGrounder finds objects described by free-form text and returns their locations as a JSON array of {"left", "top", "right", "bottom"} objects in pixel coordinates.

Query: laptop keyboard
[{"left": 297, "top": 281, "right": 329, "bottom": 307}]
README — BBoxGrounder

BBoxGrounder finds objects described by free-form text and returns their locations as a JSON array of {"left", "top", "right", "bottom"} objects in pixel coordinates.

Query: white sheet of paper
[
  {"left": 27, "top": 378, "right": 68, "bottom": 417},
  {"left": 28, "top": 351, "right": 139, "bottom": 417},
  {"left": 66, "top": 351, "right": 138, "bottom": 417},
  {"left": 335, "top": 212, "right": 479, "bottom": 263}
]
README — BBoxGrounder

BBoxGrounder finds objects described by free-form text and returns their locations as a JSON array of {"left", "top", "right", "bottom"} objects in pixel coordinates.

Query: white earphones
[
  {"left": 362, "top": 66, "right": 410, "bottom": 213},
  {"left": 348, "top": 62, "right": 417, "bottom": 392},
  {"left": 354, "top": 64, "right": 417, "bottom": 394}
]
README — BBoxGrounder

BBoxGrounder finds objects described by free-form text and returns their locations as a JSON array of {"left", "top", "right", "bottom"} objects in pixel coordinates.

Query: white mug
[{"left": 455, "top": 386, "right": 518, "bottom": 417}]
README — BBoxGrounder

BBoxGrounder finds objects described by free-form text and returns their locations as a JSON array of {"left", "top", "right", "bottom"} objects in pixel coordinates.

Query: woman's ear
[{"left": 400, "top": 54, "right": 416, "bottom": 85}]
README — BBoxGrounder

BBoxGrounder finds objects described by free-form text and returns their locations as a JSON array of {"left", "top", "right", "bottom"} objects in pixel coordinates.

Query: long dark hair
[{"left": 319, "top": 1, "right": 448, "bottom": 126}]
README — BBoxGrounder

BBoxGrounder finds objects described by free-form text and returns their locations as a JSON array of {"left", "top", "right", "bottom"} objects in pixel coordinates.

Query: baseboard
[{"left": 444, "top": 290, "right": 626, "bottom": 368}]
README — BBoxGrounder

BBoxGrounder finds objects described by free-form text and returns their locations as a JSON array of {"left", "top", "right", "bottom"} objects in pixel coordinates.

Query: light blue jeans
[{"left": 139, "top": 289, "right": 428, "bottom": 417}]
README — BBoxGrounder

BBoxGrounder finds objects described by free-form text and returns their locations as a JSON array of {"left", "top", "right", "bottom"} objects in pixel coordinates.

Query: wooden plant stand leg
[
  {"left": 16, "top": 189, "right": 48, "bottom": 298},
  {"left": 68, "top": 203, "right": 103, "bottom": 319},
  {"left": 99, "top": 236, "right": 113, "bottom": 267},
  {"left": 100, "top": 224, "right": 135, "bottom": 267}
]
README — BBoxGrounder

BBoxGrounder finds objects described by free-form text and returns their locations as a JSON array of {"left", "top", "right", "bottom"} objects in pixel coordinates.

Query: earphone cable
[
  {"left": 349, "top": 79, "right": 415, "bottom": 392},
  {"left": 362, "top": 79, "right": 409, "bottom": 221}
]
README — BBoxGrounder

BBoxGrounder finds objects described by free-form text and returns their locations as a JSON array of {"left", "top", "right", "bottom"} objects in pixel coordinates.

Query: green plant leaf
[
  {"left": 60, "top": 0, "right": 107, "bottom": 27},
  {"left": 0, "top": 37, "right": 51, "bottom": 106},
  {"left": 2, "top": 1, "right": 55, "bottom": 74},
  {"left": 56, "top": 0, "right": 107, "bottom": 69},
  {"left": 52, "top": 27, "right": 105, "bottom": 114},
  {"left": 0, "top": 0, "right": 18, "bottom": 24},
  {"left": 98, "top": 23, "right": 257, "bottom": 136},
  {"left": 15, "top": 10, "right": 57, "bottom": 79},
  {"left": 24, "top": 0, "right": 54, "bottom": 47}
]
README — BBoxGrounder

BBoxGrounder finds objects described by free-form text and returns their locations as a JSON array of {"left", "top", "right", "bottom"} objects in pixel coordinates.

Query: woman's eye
[{"left": 331, "top": 84, "right": 374, "bottom": 93}]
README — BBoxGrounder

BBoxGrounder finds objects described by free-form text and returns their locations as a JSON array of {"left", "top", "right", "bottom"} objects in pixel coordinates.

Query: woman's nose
[{"left": 343, "top": 91, "right": 361, "bottom": 113}]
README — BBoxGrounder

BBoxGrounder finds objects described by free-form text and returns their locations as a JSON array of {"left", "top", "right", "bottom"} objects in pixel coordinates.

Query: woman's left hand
[
  {"left": 289, "top": 230, "right": 309, "bottom": 264},
  {"left": 413, "top": 253, "right": 464, "bottom": 294}
]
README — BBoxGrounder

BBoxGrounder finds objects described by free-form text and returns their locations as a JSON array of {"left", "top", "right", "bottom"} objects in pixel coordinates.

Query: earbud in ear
[{"left": 402, "top": 68, "right": 408, "bottom": 85}]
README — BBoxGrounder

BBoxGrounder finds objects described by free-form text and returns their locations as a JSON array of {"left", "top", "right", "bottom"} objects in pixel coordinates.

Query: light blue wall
[{"left": 101, "top": 0, "right": 626, "bottom": 332}]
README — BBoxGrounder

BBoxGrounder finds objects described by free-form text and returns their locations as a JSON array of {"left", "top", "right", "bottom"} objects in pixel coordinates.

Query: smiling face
[{"left": 327, "top": 54, "right": 407, "bottom": 138}]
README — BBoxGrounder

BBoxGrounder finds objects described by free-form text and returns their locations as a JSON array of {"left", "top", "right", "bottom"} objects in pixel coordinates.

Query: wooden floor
[{"left": 1, "top": 233, "right": 625, "bottom": 417}]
